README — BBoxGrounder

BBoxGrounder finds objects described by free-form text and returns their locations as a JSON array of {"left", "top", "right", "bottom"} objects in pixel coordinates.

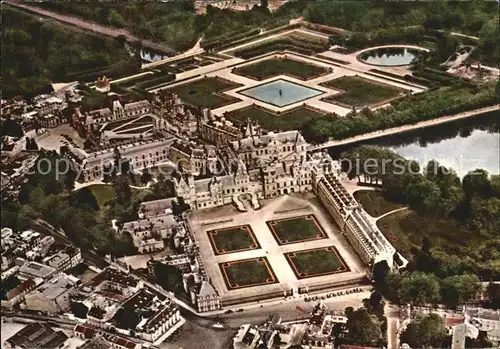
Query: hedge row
[
  {"left": 201, "top": 28, "right": 261, "bottom": 50},
  {"left": 218, "top": 24, "right": 302, "bottom": 52},
  {"left": 413, "top": 68, "right": 462, "bottom": 86},
  {"left": 117, "top": 72, "right": 174, "bottom": 88},
  {"left": 403, "top": 74, "right": 435, "bottom": 87},
  {"left": 301, "top": 21, "right": 346, "bottom": 37},
  {"left": 369, "top": 69, "right": 406, "bottom": 80},
  {"left": 135, "top": 73, "right": 176, "bottom": 90},
  {"left": 234, "top": 35, "right": 329, "bottom": 59}
]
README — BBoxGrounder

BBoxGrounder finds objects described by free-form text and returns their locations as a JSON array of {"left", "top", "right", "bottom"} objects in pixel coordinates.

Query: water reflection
[
  {"left": 358, "top": 47, "right": 422, "bottom": 66},
  {"left": 329, "top": 111, "right": 500, "bottom": 176}
]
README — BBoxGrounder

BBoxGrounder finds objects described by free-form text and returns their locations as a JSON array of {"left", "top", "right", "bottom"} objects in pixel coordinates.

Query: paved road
[{"left": 5, "top": 0, "right": 175, "bottom": 54}]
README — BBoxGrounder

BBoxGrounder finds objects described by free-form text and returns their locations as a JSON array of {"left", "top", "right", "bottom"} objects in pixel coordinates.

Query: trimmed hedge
[
  {"left": 135, "top": 73, "right": 176, "bottom": 90},
  {"left": 202, "top": 28, "right": 261, "bottom": 51},
  {"left": 234, "top": 35, "right": 329, "bottom": 59}
]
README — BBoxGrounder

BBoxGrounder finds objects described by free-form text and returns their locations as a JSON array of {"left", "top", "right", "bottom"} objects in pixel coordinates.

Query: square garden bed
[
  {"left": 226, "top": 105, "right": 325, "bottom": 131},
  {"left": 219, "top": 257, "right": 278, "bottom": 290},
  {"left": 233, "top": 57, "right": 330, "bottom": 81},
  {"left": 266, "top": 214, "right": 327, "bottom": 245},
  {"left": 168, "top": 77, "right": 242, "bottom": 108},
  {"left": 320, "top": 75, "right": 404, "bottom": 108},
  {"left": 285, "top": 246, "right": 349, "bottom": 279},
  {"left": 207, "top": 225, "right": 260, "bottom": 255}
]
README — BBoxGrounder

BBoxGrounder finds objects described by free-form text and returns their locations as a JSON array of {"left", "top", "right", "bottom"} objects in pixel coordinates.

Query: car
[
  {"left": 237, "top": 308, "right": 244, "bottom": 312},
  {"left": 225, "top": 309, "right": 233, "bottom": 314}
]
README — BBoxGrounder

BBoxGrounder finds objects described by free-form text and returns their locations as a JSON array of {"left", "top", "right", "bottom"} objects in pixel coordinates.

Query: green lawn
[
  {"left": 286, "top": 247, "right": 348, "bottom": 278},
  {"left": 234, "top": 58, "right": 329, "bottom": 80},
  {"left": 226, "top": 105, "right": 325, "bottom": 131},
  {"left": 86, "top": 184, "right": 116, "bottom": 208},
  {"left": 353, "top": 190, "right": 405, "bottom": 218},
  {"left": 377, "top": 210, "right": 486, "bottom": 259},
  {"left": 267, "top": 215, "right": 326, "bottom": 245},
  {"left": 321, "top": 76, "right": 404, "bottom": 107},
  {"left": 168, "top": 77, "right": 240, "bottom": 108},
  {"left": 85, "top": 184, "right": 150, "bottom": 209},
  {"left": 208, "top": 225, "right": 259, "bottom": 255},
  {"left": 220, "top": 258, "right": 277, "bottom": 289}
]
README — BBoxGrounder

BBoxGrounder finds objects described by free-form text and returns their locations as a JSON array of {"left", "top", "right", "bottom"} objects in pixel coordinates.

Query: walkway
[
  {"left": 309, "top": 104, "right": 500, "bottom": 151},
  {"left": 5, "top": 0, "right": 176, "bottom": 55},
  {"left": 318, "top": 44, "right": 429, "bottom": 77},
  {"left": 141, "top": 38, "right": 205, "bottom": 70},
  {"left": 375, "top": 207, "right": 408, "bottom": 223}
]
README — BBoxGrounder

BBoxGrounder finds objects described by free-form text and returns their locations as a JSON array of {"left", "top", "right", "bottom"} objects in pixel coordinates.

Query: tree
[
  {"left": 114, "top": 306, "right": 140, "bottom": 329},
  {"left": 346, "top": 308, "right": 383, "bottom": 347},
  {"left": 363, "top": 291, "right": 385, "bottom": 318},
  {"left": 26, "top": 137, "right": 39, "bottom": 151},
  {"left": 71, "top": 187, "right": 99, "bottom": 210},
  {"left": 406, "top": 180, "right": 442, "bottom": 215},
  {"left": 440, "top": 274, "right": 481, "bottom": 308},
  {"left": 486, "top": 282, "right": 500, "bottom": 309},
  {"left": 70, "top": 301, "right": 89, "bottom": 319},
  {"left": 398, "top": 272, "right": 440, "bottom": 305},
  {"left": 400, "top": 313, "right": 447, "bottom": 348},
  {"left": 462, "top": 169, "right": 492, "bottom": 198},
  {"left": 112, "top": 176, "right": 132, "bottom": 205}
]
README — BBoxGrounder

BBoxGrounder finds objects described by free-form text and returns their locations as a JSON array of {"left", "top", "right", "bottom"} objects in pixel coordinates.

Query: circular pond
[{"left": 358, "top": 47, "right": 424, "bottom": 66}]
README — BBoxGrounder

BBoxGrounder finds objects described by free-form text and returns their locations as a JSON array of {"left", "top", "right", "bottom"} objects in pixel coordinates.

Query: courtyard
[
  {"left": 285, "top": 246, "right": 349, "bottom": 279},
  {"left": 219, "top": 257, "right": 278, "bottom": 290},
  {"left": 168, "top": 77, "right": 241, "bottom": 108},
  {"left": 320, "top": 75, "right": 405, "bottom": 108},
  {"left": 187, "top": 194, "right": 366, "bottom": 305},
  {"left": 266, "top": 214, "right": 327, "bottom": 245},
  {"left": 233, "top": 57, "right": 330, "bottom": 81},
  {"left": 207, "top": 225, "right": 260, "bottom": 255}
]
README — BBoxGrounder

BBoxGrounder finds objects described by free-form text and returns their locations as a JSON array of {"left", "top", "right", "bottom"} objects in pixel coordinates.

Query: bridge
[{"left": 308, "top": 104, "right": 499, "bottom": 151}]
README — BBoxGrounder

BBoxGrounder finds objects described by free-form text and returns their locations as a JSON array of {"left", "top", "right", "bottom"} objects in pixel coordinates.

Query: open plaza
[{"left": 188, "top": 193, "right": 367, "bottom": 307}]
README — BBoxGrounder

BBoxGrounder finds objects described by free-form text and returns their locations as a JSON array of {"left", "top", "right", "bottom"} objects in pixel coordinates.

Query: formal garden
[
  {"left": 266, "top": 214, "right": 327, "bottom": 245},
  {"left": 207, "top": 225, "right": 260, "bottom": 255},
  {"left": 285, "top": 246, "right": 349, "bottom": 279},
  {"left": 226, "top": 105, "right": 325, "bottom": 131},
  {"left": 320, "top": 76, "right": 405, "bottom": 108},
  {"left": 234, "top": 57, "right": 329, "bottom": 81},
  {"left": 168, "top": 77, "right": 241, "bottom": 108},
  {"left": 232, "top": 31, "right": 331, "bottom": 59},
  {"left": 220, "top": 257, "right": 278, "bottom": 289}
]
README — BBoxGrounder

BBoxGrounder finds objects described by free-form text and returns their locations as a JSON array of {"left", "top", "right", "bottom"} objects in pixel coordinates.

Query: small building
[
  {"left": 43, "top": 245, "right": 82, "bottom": 272},
  {"left": 196, "top": 280, "right": 221, "bottom": 312},
  {"left": 1, "top": 276, "right": 36, "bottom": 309},
  {"left": 18, "top": 261, "right": 57, "bottom": 280},
  {"left": 4, "top": 322, "right": 69, "bottom": 349},
  {"left": 24, "top": 273, "right": 79, "bottom": 314}
]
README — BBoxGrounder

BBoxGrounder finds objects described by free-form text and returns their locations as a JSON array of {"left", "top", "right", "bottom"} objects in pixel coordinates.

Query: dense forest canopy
[
  {"left": 2, "top": 7, "right": 140, "bottom": 99},
  {"left": 2, "top": 1, "right": 499, "bottom": 98}
]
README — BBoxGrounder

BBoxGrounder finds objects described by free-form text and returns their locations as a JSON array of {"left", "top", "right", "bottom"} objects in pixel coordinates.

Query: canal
[{"left": 328, "top": 110, "right": 499, "bottom": 177}]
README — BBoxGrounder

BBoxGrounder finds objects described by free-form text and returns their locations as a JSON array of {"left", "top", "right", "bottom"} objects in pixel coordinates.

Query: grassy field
[
  {"left": 86, "top": 184, "right": 116, "bottom": 208},
  {"left": 234, "top": 58, "right": 328, "bottom": 80},
  {"left": 227, "top": 105, "right": 325, "bottom": 131},
  {"left": 377, "top": 209, "right": 486, "bottom": 259},
  {"left": 168, "top": 77, "right": 240, "bottom": 108},
  {"left": 286, "top": 246, "right": 348, "bottom": 278},
  {"left": 353, "top": 190, "right": 405, "bottom": 217},
  {"left": 220, "top": 257, "right": 277, "bottom": 289},
  {"left": 85, "top": 184, "right": 149, "bottom": 209},
  {"left": 321, "top": 76, "right": 404, "bottom": 107},
  {"left": 208, "top": 225, "right": 259, "bottom": 255},
  {"left": 267, "top": 215, "right": 326, "bottom": 245}
]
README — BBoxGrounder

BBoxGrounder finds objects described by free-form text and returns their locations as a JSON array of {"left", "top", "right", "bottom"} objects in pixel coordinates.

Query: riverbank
[{"left": 309, "top": 104, "right": 499, "bottom": 150}]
